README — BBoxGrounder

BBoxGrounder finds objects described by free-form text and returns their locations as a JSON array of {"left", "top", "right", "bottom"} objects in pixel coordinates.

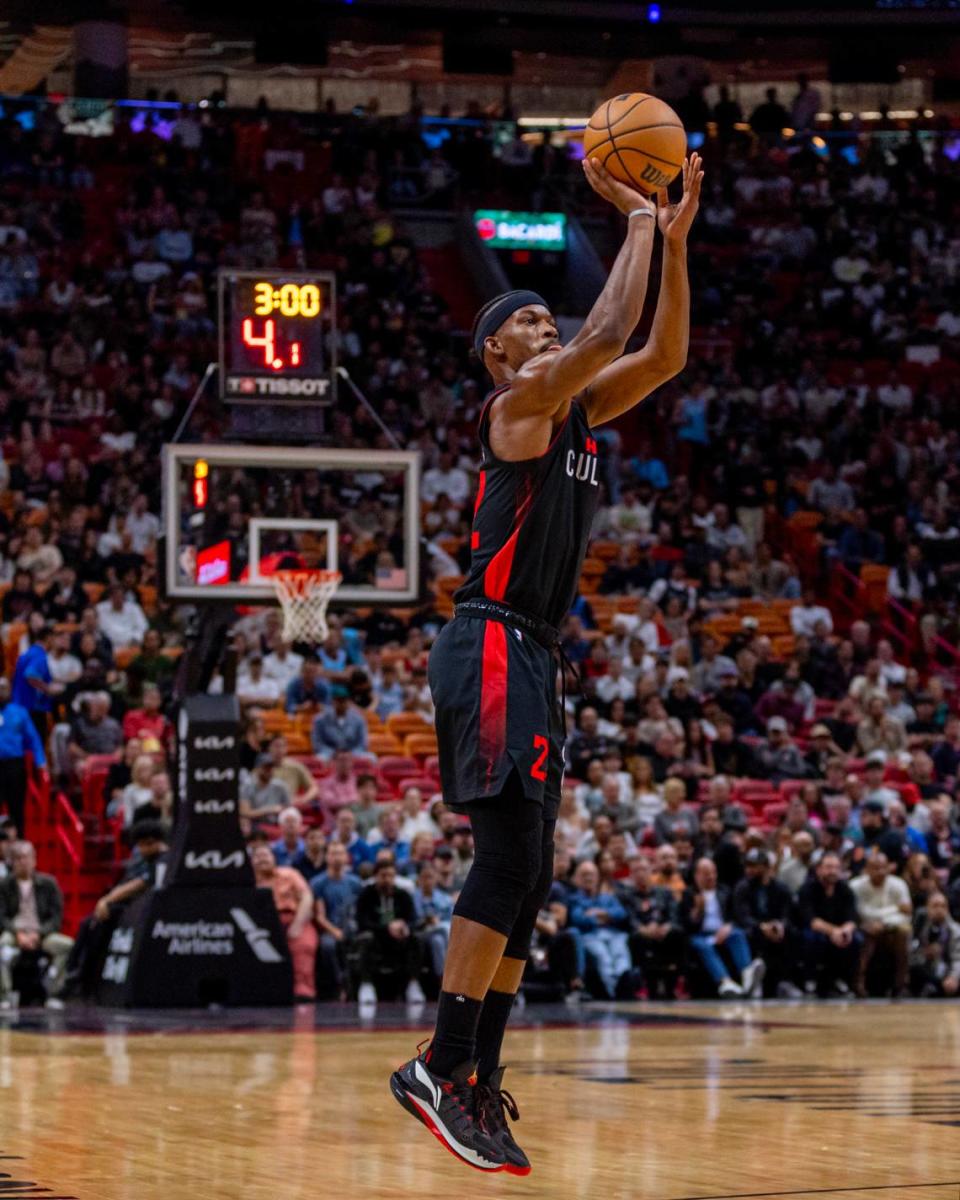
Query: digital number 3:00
[{"left": 252, "top": 281, "right": 323, "bottom": 318}]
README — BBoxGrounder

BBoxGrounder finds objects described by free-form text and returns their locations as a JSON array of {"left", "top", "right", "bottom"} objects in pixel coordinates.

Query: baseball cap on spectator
[
  {"left": 767, "top": 716, "right": 788, "bottom": 733},
  {"left": 863, "top": 798, "right": 886, "bottom": 814},
  {"left": 865, "top": 750, "right": 886, "bottom": 768},
  {"left": 724, "top": 809, "right": 748, "bottom": 832},
  {"left": 667, "top": 667, "right": 690, "bottom": 685},
  {"left": 811, "top": 724, "right": 831, "bottom": 738},
  {"left": 741, "top": 616, "right": 759, "bottom": 630}
]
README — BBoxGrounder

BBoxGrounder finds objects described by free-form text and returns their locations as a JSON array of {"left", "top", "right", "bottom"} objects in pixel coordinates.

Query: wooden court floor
[{"left": 0, "top": 1001, "right": 958, "bottom": 1200}]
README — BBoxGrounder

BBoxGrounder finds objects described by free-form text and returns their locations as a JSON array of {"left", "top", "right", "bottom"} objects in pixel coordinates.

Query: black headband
[{"left": 472, "top": 289, "right": 549, "bottom": 360}]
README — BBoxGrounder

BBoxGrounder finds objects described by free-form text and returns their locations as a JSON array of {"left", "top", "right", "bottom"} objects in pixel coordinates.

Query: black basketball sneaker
[
  {"left": 390, "top": 1051, "right": 505, "bottom": 1172},
  {"left": 476, "top": 1066, "right": 531, "bottom": 1176}
]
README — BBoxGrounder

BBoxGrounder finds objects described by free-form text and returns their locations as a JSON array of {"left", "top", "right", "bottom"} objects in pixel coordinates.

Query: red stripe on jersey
[
  {"left": 470, "top": 469, "right": 487, "bottom": 553},
  {"left": 483, "top": 478, "right": 535, "bottom": 601},
  {"left": 479, "top": 620, "right": 508, "bottom": 786}
]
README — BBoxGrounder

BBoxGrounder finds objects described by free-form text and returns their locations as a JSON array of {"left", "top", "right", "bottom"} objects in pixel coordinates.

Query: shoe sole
[{"left": 389, "top": 1071, "right": 505, "bottom": 1173}]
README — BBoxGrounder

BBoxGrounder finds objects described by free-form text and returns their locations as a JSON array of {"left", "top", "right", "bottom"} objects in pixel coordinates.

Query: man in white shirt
[
  {"left": 850, "top": 849, "right": 911, "bottom": 997},
  {"left": 47, "top": 629, "right": 82, "bottom": 686},
  {"left": 263, "top": 642, "right": 305, "bottom": 690},
  {"left": 790, "top": 588, "right": 834, "bottom": 638},
  {"left": 95, "top": 585, "right": 149, "bottom": 649},
  {"left": 237, "top": 655, "right": 282, "bottom": 708},
  {"left": 125, "top": 494, "right": 161, "bottom": 555},
  {"left": 876, "top": 371, "right": 913, "bottom": 416},
  {"left": 595, "top": 657, "right": 635, "bottom": 706},
  {"left": 420, "top": 450, "right": 470, "bottom": 507}
]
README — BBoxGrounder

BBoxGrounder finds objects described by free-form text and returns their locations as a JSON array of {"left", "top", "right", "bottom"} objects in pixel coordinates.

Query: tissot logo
[
  {"left": 193, "top": 735, "right": 236, "bottom": 750},
  {"left": 193, "top": 767, "right": 236, "bottom": 782},
  {"left": 194, "top": 799, "right": 236, "bottom": 814},
  {"left": 185, "top": 850, "right": 245, "bottom": 870},
  {"left": 228, "top": 376, "right": 330, "bottom": 397}
]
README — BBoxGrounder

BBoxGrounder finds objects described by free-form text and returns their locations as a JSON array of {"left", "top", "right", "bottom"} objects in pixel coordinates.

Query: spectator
[
  {"left": 733, "top": 848, "right": 801, "bottom": 997},
  {"left": 271, "top": 807, "right": 306, "bottom": 867},
  {"left": 330, "top": 807, "right": 374, "bottom": 872},
  {"left": 0, "top": 676, "right": 47, "bottom": 836},
  {"left": 285, "top": 657, "right": 331, "bottom": 714},
  {"left": 653, "top": 778, "right": 699, "bottom": 846},
  {"left": 240, "top": 753, "right": 290, "bottom": 827},
  {"left": 365, "top": 805, "right": 411, "bottom": 868},
  {"left": 618, "top": 854, "right": 683, "bottom": 999},
  {"left": 263, "top": 641, "right": 304, "bottom": 691},
  {"left": 121, "top": 684, "right": 172, "bottom": 753},
  {"left": 312, "top": 839, "right": 362, "bottom": 1000},
  {"left": 910, "top": 891, "right": 960, "bottom": 997},
  {"left": 850, "top": 849, "right": 912, "bottom": 997},
  {"left": 797, "top": 852, "right": 861, "bottom": 997},
  {"left": 95, "top": 584, "right": 148, "bottom": 649},
  {"left": 651, "top": 843, "right": 687, "bottom": 901},
  {"left": 856, "top": 695, "right": 907, "bottom": 757},
  {"left": 749, "top": 87, "right": 790, "bottom": 136},
  {"left": 292, "top": 826, "right": 327, "bottom": 882},
  {"left": 317, "top": 751, "right": 360, "bottom": 816},
  {"left": 67, "top": 693, "right": 123, "bottom": 776},
  {"left": 681, "top": 857, "right": 764, "bottom": 997},
  {"left": 312, "top": 687, "right": 368, "bottom": 760},
  {"left": 265, "top": 734, "right": 319, "bottom": 811},
  {"left": 568, "top": 859, "right": 632, "bottom": 999},
  {"left": 236, "top": 655, "right": 282, "bottom": 708},
  {"left": 355, "top": 858, "right": 424, "bottom": 1005},
  {"left": 109, "top": 754, "right": 157, "bottom": 828},
  {"left": 252, "top": 844, "right": 317, "bottom": 1003},
  {"left": 0, "top": 840, "right": 72, "bottom": 1008},
  {"left": 755, "top": 717, "right": 813, "bottom": 782},
  {"left": 414, "top": 859, "right": 454, "bottom": 986}
]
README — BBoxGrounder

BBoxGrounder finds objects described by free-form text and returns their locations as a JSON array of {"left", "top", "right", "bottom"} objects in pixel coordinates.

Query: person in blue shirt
[
  {"left": 311, "top": 688, "right": 368, "bottom": 759},
  {"left": 567, "top": 859, "right": 632, "bottom": 999},
  {"left": 271, "top": 807, "right": 306, "bottom": 867},
  {"left": 414, "top": 859, "right": 455, "bottom": 984},
  {"left": 11, "top": 625, "right": 60, "bottom": 738},
  {"left": 364, "top": 806, "right": 410, "bottom": 868},
  {"left": 312, "top": 840, "right": 363, "bottom": 998},
  {"left": 285, "top": 658, "right": 331, "bottom": 715},
  {"left": 332, "top": 808, "right": 375, "bottom": 871},
  {"left": 0, "top": 676, "right": 47, "bottom": 837},
  {"left": 374, "top": 663, "right": 405, "bottom": 722}
]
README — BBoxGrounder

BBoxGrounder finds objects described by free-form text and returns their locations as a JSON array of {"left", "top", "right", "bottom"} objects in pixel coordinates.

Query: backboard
[{"left": 162, "top": 443, "right": 421, "bottom": 606}]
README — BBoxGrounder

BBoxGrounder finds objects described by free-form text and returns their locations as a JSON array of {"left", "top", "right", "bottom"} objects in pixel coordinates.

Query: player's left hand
[{"left": 657, "top": 152, "right": 704, "bottom": 245}]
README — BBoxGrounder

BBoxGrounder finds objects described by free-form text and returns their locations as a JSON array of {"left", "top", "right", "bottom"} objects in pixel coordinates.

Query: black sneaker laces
[{"left": 478, "top": 1083, "right": 520, "bottom": 1134}]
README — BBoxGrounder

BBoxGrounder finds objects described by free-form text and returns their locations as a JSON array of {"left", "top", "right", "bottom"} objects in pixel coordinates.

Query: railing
[
  {"left": 51, "top": 792, "right": 84, "bottom": 938},
  {"left": 883, "top": 597, "right": 919, "bottom": 660},
  {"left": 828, "top": 562, "right": 867, "bottom": 634}
]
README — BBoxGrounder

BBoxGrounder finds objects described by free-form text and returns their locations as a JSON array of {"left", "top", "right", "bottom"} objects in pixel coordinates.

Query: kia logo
[{"left": 185, "top": 850, "right": 244, "bottom": 870}]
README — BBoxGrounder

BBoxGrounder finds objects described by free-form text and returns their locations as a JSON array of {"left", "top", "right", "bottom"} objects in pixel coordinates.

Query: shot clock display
[{"left": 218, "top": 270, "right": 337, "bottom": 404}]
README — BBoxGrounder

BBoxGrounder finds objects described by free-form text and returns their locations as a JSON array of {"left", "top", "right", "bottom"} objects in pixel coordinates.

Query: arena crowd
[{"left": 0, "top": 94, "right": 957, "bottom": 1003}]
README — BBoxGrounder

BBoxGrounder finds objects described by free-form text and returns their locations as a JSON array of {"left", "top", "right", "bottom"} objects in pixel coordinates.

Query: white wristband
[{"left": 627, "top": 207, "right": 654, "bottom": 220}]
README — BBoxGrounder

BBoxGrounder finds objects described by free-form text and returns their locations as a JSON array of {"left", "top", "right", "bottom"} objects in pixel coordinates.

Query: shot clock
[{"left": 217, "top": 270, "right": 337, "bottom": 404}]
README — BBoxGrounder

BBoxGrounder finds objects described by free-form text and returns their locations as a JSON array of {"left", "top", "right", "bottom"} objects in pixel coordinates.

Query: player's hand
[
  {"left": 657, "top": 153, "right": 704, "bottom": 245},
  {"left": 582, "top": 156, "right": 657, "bottom": 218}
]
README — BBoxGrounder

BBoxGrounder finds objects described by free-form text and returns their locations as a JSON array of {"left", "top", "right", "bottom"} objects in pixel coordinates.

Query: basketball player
[{"left": 391, "top": 152, "right": 703, "bottom": 1172}]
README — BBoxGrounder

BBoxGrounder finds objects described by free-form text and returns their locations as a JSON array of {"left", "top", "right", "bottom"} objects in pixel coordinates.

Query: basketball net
[{"left": 272, "top": 570, "right": 341, "bottom": 645}]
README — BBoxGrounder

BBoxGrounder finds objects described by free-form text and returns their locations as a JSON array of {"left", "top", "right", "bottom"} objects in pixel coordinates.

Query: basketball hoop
[{"left": 272, "top": 570, "right": 341, "bottom": 645}]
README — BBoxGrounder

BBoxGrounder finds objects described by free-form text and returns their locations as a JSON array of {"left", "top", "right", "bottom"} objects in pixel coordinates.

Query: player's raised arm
[
  {"left": 580, "top": 153, "right": 703, "bottom": 427},
  {"left": 476, "top": 160, "right": 658, "bottom": 442}
]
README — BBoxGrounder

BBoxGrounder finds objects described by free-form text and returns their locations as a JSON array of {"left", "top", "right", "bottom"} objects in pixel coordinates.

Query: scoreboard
[{"left": 217, "top": 270, "right": 337, "bottom": 404}]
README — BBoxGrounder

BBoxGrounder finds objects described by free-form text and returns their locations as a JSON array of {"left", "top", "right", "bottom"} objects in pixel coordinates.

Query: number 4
[{"left": 531, "top": 735, "right": 548, "bottom": 782}]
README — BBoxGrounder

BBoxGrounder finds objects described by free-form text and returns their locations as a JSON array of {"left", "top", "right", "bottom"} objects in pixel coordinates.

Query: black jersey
[{"left": 454, "top": 386, "right": 601, "bottom": 629}]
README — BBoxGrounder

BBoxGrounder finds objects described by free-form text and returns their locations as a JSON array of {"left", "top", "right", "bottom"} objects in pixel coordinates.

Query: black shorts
[{"left": 428, "top": 614, "right": 564, "bottom": 819}]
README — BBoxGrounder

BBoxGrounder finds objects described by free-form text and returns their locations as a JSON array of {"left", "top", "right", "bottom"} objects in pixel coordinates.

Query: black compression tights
[{"left": 453, "top": 773, "right": 556, "bottom": 961}]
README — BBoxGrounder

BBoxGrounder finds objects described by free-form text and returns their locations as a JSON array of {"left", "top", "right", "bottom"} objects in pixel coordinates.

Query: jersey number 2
[{"left": 531, "top": 735, "right": 549, "bottom": 782}]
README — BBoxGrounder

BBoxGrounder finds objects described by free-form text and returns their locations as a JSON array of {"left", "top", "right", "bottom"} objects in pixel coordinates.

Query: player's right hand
[{"left": 582, "top": 156, "right": 657, "bottom": 218}]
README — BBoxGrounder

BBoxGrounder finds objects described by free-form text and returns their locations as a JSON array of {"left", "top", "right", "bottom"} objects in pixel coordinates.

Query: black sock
[
  {"left": 475, "top": 988, "right": 516, "bottom": 1084},
  {"left": 428, "top": 991, "right": 483, "bottom": 1078}
]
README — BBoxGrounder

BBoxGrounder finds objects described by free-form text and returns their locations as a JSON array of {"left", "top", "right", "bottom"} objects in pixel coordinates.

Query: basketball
[{"left": 582, "top": 92, "right": 686, "bottom": 193}]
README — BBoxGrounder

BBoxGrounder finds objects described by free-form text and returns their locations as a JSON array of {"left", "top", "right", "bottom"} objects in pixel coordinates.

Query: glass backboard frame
[{"left": 162, "top": 443, "right": 421, "bottom": 605}]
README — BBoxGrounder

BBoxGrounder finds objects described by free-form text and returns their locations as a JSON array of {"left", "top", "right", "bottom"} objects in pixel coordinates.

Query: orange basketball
[{"left": 582, "top": 93, "right": 686, "bottom": 194}]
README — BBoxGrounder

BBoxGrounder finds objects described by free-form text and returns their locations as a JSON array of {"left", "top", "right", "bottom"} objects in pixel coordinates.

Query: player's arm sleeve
[{"left": 579, "top": 240, "right": 689, "bottom": 427}]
